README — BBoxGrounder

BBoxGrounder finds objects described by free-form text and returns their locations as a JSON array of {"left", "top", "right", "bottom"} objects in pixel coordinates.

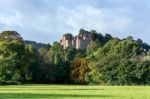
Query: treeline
[
  {"left": 0, "top": 29, "right": 150, "bottom": 85},
  {"left": 24, "top": 40, "right": 51, "bottom": 50}
]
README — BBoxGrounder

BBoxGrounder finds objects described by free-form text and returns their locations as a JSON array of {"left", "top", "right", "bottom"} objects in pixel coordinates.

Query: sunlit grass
[{"left": 0, "top": 85, "right": 149, "bottom": 99}]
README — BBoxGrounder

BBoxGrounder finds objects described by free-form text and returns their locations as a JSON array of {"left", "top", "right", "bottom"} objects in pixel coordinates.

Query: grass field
[{"left": 0, "top": 85, "right": 149, "bottom": 99}]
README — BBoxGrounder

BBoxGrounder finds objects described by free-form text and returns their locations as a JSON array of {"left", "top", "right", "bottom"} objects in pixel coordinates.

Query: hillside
[{"left": 24, "top": 40, "right": 51, "bottom": 50}]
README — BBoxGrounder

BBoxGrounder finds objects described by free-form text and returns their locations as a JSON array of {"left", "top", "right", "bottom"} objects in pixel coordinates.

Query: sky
[{"left": 0, "top": 0, "right": 150, "bottom": 44}]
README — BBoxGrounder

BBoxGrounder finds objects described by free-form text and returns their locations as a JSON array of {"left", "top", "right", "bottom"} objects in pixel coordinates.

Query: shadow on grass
[
  {"left": 0, "top": 88, "right": 104, "bottom": 91},
  {"left": 0, "top": 93, "right": 115, "bottom": 98},
  {"left": 43, "top": 88, "right": 104, "bottom": 91}
]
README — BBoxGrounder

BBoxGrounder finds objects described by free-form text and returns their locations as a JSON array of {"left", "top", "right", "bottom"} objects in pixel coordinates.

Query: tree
[
  {"left": 0, "top": 31, "right": 37, "bottom": 83},
  {"left": 104, "top": 33, "right": 113, "bottom": 42},
  {"left": 48, "top": 42, "right": 63, "bottom": 64},
  {"left": 126, "top": 36, "right": 134, "bottom": 41},
  {"left": 64, "top": 47, "right": 76, "bottom": 61},
  {"left": 70, "top": 58, "right": 89, "bottom": 83},
  {"left": 86, "top": 38, "right": 150, "bottom": 85},
  {"left": 79, "top": 28, "right": 90, "bottom": 37},
  {"left": 0, "top": 39, "right": 29, "bottom": 82},
  {"left": 0, "top": 31, "right": 22, "bottom": 42},
  {"left": 86, "top": 40, "right": 101, "bottom": 55},
  {"left": 38, "top": 47, "right": 49, "bottom": 63}
]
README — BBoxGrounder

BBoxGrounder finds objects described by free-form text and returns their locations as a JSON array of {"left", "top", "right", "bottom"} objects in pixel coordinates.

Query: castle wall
[
  {"left": 76, "top": 37, "right": 81, "bottom": 49},
  {"left": 60, "top": 33, "right": 92, "bottom": 49}
]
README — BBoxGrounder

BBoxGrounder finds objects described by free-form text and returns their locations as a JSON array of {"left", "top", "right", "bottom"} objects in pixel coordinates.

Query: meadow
[{"left": 0, "top": 85, "right": 149, "bottom": 99}]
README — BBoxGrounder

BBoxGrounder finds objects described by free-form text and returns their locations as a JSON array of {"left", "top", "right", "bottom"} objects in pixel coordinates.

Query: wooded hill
[{"left": 0, "top": 29, "right": 150, "bottom": 85}]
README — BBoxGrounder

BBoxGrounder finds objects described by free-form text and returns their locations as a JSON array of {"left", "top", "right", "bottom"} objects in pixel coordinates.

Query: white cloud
[
  {"left": 0, "top": 10, "right": 23, "bottom": 27},
  {"left": 56, "top": 5, "right": 132, "bottom": 35}
]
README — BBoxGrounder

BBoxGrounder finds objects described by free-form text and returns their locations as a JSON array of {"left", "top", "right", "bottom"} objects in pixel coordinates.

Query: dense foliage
[{"left": 0, "top": 29, "right": 150, "bottom": 85}]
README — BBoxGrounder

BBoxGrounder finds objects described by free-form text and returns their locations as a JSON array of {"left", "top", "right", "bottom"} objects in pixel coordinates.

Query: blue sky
[{"left": 0, "top": 0, "right": 150, "bottom": 44}]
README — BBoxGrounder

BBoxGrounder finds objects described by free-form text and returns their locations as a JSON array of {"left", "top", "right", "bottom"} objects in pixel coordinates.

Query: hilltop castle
[{"left": 60, "top": 33, "right": 92, "bottom": 49}]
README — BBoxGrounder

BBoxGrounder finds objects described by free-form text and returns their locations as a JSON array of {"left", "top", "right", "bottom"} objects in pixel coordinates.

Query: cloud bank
[{"left": 0, "top": 0, "right": 150, "bottom": 43}]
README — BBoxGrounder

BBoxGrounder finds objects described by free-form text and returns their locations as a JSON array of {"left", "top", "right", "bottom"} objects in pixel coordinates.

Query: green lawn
[{"left": 0, "top": 85, "right": 149, "bottom": 99}]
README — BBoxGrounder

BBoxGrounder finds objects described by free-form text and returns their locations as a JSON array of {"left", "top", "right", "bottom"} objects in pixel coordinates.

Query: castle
[{"left": 60, "top": 33, "right": 92, "bottom": 49}]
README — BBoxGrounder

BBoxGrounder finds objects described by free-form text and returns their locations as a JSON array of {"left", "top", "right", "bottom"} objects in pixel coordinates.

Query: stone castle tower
[{"left": 60, "top": 33, "right": 92, "bottom": 49}]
